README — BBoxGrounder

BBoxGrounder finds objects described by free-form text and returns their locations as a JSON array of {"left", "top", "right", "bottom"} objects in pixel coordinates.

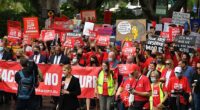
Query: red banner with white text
[
  {"left": 0, "top": 61, "right": 62, "bottom": 96},
  {"left": 0, "top": 61, "right": 101, "bottom": 98},
  {"left": 71, "top": 66, "right": 101, "bottom": 98}
]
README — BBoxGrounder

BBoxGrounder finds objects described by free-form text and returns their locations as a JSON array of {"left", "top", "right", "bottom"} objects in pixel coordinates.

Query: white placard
[{"left": 83, "top": 22, "right": 94, "bottom": 36}]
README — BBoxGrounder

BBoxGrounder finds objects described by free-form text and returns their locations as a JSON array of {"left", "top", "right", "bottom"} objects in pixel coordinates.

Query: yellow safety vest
[
  {"left": 150, "top": 83, "right": 164, "bottom": 110},
  {"left": 97, "top": 70, "right": 115, "bottom": 96}
]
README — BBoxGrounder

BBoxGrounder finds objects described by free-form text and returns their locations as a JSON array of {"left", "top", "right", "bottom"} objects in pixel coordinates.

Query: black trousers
[
  {"left": 16, "top": 96, "right": 39, "bottom": 110},
  {"left": 128, "top": 101, "right": 147, "bottom": 110}
]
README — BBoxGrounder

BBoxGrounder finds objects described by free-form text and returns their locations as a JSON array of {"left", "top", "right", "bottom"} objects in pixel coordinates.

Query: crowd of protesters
[{"left": 0, "top": 23, "right": 199, "bottom": 110}]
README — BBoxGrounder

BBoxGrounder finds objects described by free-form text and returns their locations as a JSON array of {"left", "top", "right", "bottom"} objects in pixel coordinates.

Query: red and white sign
[
  {"left": 41, "top": 30, "right": 55, "bottom": 41},
  {"left": 122, "top": 47, "right": 136, "bottom": 57},
  {"left": 63, "top": 37, "right": 84, "bottom": 48},
  {"left": 72, "top": 66, "right": 101, "bottom": 98},
  {"left": 160, "top": 32, "right": 171, "bottom": 42},
  {"left": 0, "top": 61, "right": 101, "bottom": 98},
  {"left": 7, "top": 20, "right": 21, "bottom": 41},
  {"left": 169, "top": 27, "right": 181, "bottom": 41},
  {"left": 89, "top": 30, "right": 97, "bottom": 41},
  {"left": 0, "top": 61, "right": 62, "bottom": 96},
  {"left": 23, "top": 17, "right": 39, "bottom": 34},
  {"left": 96, "top": 35, "right": 110, "bottom": 46}
]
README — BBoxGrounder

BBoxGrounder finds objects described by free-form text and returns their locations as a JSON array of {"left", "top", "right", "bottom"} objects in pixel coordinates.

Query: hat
[{"left": 175, "top": 66, "right": 182, "bottom": 73}]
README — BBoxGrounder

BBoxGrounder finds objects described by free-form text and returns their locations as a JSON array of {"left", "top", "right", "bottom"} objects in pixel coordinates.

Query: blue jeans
[
  {"left": 16, "top": 96, "right": 39, "bottom": 110},
  {"left": 194, "top": 93, "right": 200, "bottom": 110}
]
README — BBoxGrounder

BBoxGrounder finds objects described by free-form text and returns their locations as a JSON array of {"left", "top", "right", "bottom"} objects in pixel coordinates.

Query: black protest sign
[
  {"left": 145, "top": 36, "right": 166, "bottom": 53},
  {"left": 174, "top": 35, "right": 196, "bottom": 53}
]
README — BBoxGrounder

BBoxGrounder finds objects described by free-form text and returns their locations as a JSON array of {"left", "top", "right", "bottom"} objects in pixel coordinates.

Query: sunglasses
[
  {"left": 165, "top": 63, "right": 171, "bottom": 65},
  {"left": 175, "top": 72, "right": 181, "bottom": 74}
]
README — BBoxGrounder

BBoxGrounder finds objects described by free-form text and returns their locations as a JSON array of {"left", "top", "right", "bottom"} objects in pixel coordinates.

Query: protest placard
[
  {"left": 83, "top": 22, "right": 95, "bottom": 36},
  {"left": 41, "top": 30, "right": 55, "bottom": 41},
  {"left": 145, "top": 36, "right": 166, "bottom": 53},
  {"left": 174, "top": 35, "right": 196, "bottom": 53},
  {"left": 116, "top": 19, "right": 146, "bottom": 41},
  {"left": 172, "top": 12, "right": 190, "bottom": 26},
  {"left": 7, "top": 20, "right": 21, "bottom": 41}
]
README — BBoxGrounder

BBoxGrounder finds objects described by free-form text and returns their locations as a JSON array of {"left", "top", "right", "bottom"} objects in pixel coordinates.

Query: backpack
[{"left": 17, "top": 71, "right": 35, "bottom": 100}]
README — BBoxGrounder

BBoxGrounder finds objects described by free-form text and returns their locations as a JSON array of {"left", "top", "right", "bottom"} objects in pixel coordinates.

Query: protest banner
[
  {"left": 7, "top": 20, "right": 21, "bottom": 41},
  {"left": 96, "top": 35, "right": 110, "bottom": 46},
  {"left": 66, "top": 32, "right": 82, "bottom": 37},
  {"left": 0, "top": 61, "right": 62, "bottom": 96},
  {"left": 83, "top": 22, "right": 95, "bottom": 36},
  {"left": 116, "top": 19, "right": 146, "bottom": 41},
  {"left": 174, "top": 35, "right": 196, "bottom": 53},
  {"left": 41, "top": 30, "right": 55, "bottom": 41},
  {"left": 172, "top": 12, "right": 190, "bottom": 26},
  {"left": 71, "top": 66, "right": 101, "bottom": 98},
  {"left": 190, "top": 19, "right": 200, "bottom": 32},
  {"left": 0, "top": 61, "right": 102, "bottom": 98},
  {"left": 122, "top": 47, "right": 136, "bottom": 57},
  {"left": 80, "top": 10, "right": 96, "bottom": 22},
  {"left": 145, "top": 36, "right": 166, "bottom": 53}
]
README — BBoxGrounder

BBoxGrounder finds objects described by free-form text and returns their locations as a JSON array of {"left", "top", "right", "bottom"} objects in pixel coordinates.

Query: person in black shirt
[
  {"left": 15, "top": 58, "right": 39, "bottom": 110},
  {"left": 58, "top": 64, "right": 81, "bottom": 110},
  {"left": 192, "top": 62, "right": 200, "bottom": 110}
]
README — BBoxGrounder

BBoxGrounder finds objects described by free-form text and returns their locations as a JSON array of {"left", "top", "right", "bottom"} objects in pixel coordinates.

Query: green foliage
[
  {"left": 60, "top": 3, "right": 79, "bottom": 19},
  {"left": 0, "top": 0, "right": 40, "bottom": 37}
]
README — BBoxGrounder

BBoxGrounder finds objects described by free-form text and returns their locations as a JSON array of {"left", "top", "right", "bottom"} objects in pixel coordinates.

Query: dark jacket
[
  {"left": 49, "top": 54, "right": 70, "bottom": 64},
  {"left": 59, "top": 76, "right": 81, "bottom": 110},
  {"left": 30, "top": 54, "right": 47, "bottom": 64},
  {"left": 2, "top": 49, "right": 13, "bottom": 60}
]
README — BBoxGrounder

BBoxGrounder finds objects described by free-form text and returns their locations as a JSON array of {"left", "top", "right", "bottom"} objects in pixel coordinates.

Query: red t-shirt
[
  {"left": 131, "top": 75, "right": 151, "bottom": 101},
  {"left": 120, "top": 78, "right": 135, "bottom": 107},
  {"left": 167, "top": 76, "right": 191, "bottom": 105},
  {"left": 152, "top": 84, "right": 167, "bottom": 107},
  {"left": 102, "top": 72, "right": 117, "bottom": 96},
  {"left": 161, "top": 69, "right": 175, "bottom": 87}
]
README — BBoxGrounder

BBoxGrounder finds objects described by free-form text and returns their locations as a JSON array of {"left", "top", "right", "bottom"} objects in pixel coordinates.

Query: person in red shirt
[
  {"left": 150, "top": 70, "right": 168, "bottom": 110},
  {"left": 160, "top": 59, "right": 175, "bottom": 88},
  {"left": 128, "top": 65, "right": 151, "bottom": 110},
  {"left": 116, "top": 72, "right": 135, "bottom": 110},
  {"left": 167, "top": 66, "right": 192, "bottom": 110}
]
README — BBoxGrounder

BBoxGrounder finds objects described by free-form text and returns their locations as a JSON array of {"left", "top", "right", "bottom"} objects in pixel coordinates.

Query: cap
[{"left": 175, "top": 66, "right": 182, "bottom": 73}]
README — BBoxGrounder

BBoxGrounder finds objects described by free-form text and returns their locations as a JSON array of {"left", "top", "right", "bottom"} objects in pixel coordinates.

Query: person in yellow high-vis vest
[
  {"left": 95, "top": 61, "right": 118, "bottom": 110},
  {"left": 149, "top": 70, "right": 168, "bottom": 110}
]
